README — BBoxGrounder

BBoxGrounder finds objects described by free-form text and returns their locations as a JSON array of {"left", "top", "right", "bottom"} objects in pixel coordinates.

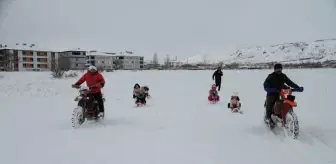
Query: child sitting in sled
[
  {"left": 227, "top": 92, "right": 241, "bottom": 112},
  {"left": 208, "top": 84, "right": 220, "bottom": 102}
]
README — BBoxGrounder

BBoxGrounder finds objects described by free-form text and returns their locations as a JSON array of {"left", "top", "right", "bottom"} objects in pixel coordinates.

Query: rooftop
[
  {"left": 87, "top": 51, "right": 115, "bottom": 57},
  {"left": 0, "top": 44, "right": 59, "bottom": 52}
]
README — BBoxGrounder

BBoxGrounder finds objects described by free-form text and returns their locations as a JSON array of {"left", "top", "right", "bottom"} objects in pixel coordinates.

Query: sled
[
  {"left": 136, "top": 102, "right": 145, "bottom": 107},
  {"left": 230, "top": 108, "right": 243, "bottom": 114}
]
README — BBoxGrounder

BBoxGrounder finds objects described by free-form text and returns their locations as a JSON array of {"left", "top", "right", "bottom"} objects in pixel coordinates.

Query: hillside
[{"left": 180, "top": 39, "right": 336, "bottom": 65}]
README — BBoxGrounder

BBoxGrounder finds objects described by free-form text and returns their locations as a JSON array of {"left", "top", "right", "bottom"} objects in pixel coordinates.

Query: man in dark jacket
[
  {"left": 212, "top": 67, "right": 223, "bottom": 91},
  {"left": 263, "top": 63, "right": 303, "bottom": 125}
]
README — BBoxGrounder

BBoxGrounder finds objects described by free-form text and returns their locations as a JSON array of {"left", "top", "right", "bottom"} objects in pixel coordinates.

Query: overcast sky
[{"left": 0, "top": 0, "right": 336, "bottom": 60}]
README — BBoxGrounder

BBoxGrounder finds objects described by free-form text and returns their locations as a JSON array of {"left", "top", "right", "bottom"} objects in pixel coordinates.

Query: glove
[
  {"left": 72, "top": 84, "right": 79, "bottom": 88},
  {"left": 264, "top": 88, "right": 278, "bottom": 93},
  {"left": 292, "top": 87, "right": 304, "bottom": 92},
  {"left": 297, "top": 86, "right": 304, "bottom": 92}
]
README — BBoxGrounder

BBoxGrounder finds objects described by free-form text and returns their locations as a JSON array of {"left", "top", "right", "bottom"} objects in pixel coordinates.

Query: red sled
[
  {"left": 136, "top": 102, "right": 145, "bottom": 107},
  {"left": 208, "top": 95, "right": 220, "bottom": 104}
]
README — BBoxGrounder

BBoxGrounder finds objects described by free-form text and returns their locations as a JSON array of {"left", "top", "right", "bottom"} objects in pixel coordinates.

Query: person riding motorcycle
[
  {"left": 263, "top": 63, "right": 303, "bottom": 125},
  {"left": 72, "top": 65, "right": 106, "bottom": 118}
]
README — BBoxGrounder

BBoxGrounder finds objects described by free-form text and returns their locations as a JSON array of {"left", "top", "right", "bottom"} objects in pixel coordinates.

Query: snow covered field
[{"left": 1, "top": 69, "right": 336, "bottom": 164}]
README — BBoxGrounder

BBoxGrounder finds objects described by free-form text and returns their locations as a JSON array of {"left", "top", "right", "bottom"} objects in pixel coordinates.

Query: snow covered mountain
[{"left": 180, "top": 39, "right": 336, "bottom": 65}]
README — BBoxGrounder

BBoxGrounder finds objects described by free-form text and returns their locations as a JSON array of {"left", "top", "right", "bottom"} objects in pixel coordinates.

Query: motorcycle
[
  {"left": 264, "top": 88, "right": 303, "bottom": 139},
  {"left": 71, "top": 85, "right": 105, "bottom": 128}
]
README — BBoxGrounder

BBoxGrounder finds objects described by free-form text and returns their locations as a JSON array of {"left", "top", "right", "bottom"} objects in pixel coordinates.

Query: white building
[
  {"left": 86, "top": 51, "right": 114, "bottom": 70},
  {"left": 0, "top": 46, "right": 59, "bottom": 71},
  {"left": 114, "top": 54, "right": 144, "bottom": 70},
  {"left": 167, "top": 60, "right": 183, "bottom": 68},
  {"left": 59, "top": 49, "right": 87, "bottom": 70}
]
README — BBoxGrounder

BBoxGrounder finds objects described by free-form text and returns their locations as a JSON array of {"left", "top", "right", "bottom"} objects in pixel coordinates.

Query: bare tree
[
  {"left": 113, "top": 59, "right": 123, "bottom": 70},
  {"left": 202, "top": 55, "right": 208, "bottom": 65},
  {"left": 50, "top": 54, "right": 71, "bottom": 78},
  {"left": 152, "top": 53, "right": 159, "bottom": 66},
  {"left": 97, "top": 65, "right": 105, "bottom": 72},
  {"left": 164, "top": 54, "right": 171, "bottom": 69},
  {"left": 50, "top": 58, "right": 64, "bottom": 78},
  {"left": 0, "top": 49, "right": 21, "bottom": 71}
]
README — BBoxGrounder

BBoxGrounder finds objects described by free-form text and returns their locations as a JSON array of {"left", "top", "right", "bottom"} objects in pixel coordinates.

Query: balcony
[{"left": 37, "top": 58, "right": 48, "bottom": 63}]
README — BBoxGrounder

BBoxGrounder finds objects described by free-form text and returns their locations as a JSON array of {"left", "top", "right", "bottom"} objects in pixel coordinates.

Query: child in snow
[
  {"left": 208, "top": 84, "right": 220, "bottom": 102},
  {"left": 142, "top": 85, "right": 151, "bottom": 98},
  {"left": 133, "top": 83, "right": 140, "bottom": 98},
  {"left": 134, "top": 87, "right": 147, "bottom": 105},
  {"left": 227, "top": 92, "right": 241, "bottom": 110}
]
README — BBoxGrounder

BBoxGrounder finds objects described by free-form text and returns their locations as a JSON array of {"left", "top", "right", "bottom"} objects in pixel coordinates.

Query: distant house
[
  {"left": 59, "top": 49, "right": 87, "bottom": 70},
  {"left": 86, "top": 51, "right": 114, "bottom": 71},
  {"left": 114, "top": 52, "right": 144, "bottom": 70}
]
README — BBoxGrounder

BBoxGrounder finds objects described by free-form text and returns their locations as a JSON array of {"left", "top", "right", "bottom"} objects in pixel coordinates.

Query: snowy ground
[{"left": 1, "top": 69, "right": 336, "bottom": 164}]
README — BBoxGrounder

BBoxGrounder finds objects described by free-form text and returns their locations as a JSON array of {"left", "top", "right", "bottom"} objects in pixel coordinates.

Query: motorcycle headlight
[
  {"left": 79, "top": 90, "right": 88, "bottom": 95},
  {"left": 74, "top": 96, "right": 83, "bottom": 101}
]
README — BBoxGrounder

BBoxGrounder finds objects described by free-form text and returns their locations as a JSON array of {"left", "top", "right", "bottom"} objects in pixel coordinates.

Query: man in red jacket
[{"left": 72, "top": 65, "right": 106, "bottom": 117}]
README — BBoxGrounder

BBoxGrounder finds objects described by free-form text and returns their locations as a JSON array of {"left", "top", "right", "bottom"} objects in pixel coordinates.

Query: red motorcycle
[{"left": 265, "top": 88, "right": 303, "bottom": 139}]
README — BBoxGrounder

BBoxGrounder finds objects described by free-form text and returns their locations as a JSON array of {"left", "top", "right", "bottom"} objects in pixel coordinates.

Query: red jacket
[{"left": 75, "top": 72, "right": 105, "bottom": 93}]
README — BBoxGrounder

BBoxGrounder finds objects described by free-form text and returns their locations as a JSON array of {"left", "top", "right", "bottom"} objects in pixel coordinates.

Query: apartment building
[
  {"left": 0, "top": 45, "right": 145, "bottom": 71},
  {"left": 114, "top": 55, "right": 144, "bottom": 70},
  {"left": 86, "top": 51, "right": 114, "bottom": 70},
  {"left": 0, "top": 47, "right": 59, "bottom": 71},
  {"left": 59, "top": 49, "right": 87, "bottom": 70}
]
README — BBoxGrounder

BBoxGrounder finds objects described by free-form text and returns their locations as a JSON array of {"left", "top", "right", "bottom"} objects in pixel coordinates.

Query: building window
[
  {"left": 37, "top": 64, "right": 48, "bottom": 68},
  {"left": 76, "top": 64, "right": 79, "bottom": 67},
  {"left": 72, "top": 52, "right": 80, "bottom": 55},
  {"left": 37, "top": 58, "right": 48, "bottom": 62},
  {"left": 38, "top": 52, "right": 47, "bottom": 56},
  {"left": 22, "top": 51, "right": 34, "bottom": 56},
  {"left": 22, "top": 57, "right": 34, "bottom": 62},
  {"left": 23, "top": 63, "right": 34, "bottom": 68}
]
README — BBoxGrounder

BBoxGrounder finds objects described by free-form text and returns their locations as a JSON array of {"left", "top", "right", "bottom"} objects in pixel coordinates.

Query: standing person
[
  {"left": 212, "top": 67, "right": 223, "bottom": 91},
  {"left": 263, "top": 63, "right": 303, "bottom": 125},
  {"left": 72, "top": 65, "right": 106, "bottom": 118}
]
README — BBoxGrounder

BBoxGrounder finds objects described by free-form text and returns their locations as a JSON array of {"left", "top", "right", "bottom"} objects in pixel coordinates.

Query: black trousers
[
  {"left": 265, "top": 94, "right": 280, "bottom": 118},
  {"left": 136, "top": 97, "right": 146, "bottom": 104},
  {"left": 91, "top": 92, "right": 104, "bottom": 113},
  {"left": 215, "top": 80, "right": 221, "bottom": 91}
]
